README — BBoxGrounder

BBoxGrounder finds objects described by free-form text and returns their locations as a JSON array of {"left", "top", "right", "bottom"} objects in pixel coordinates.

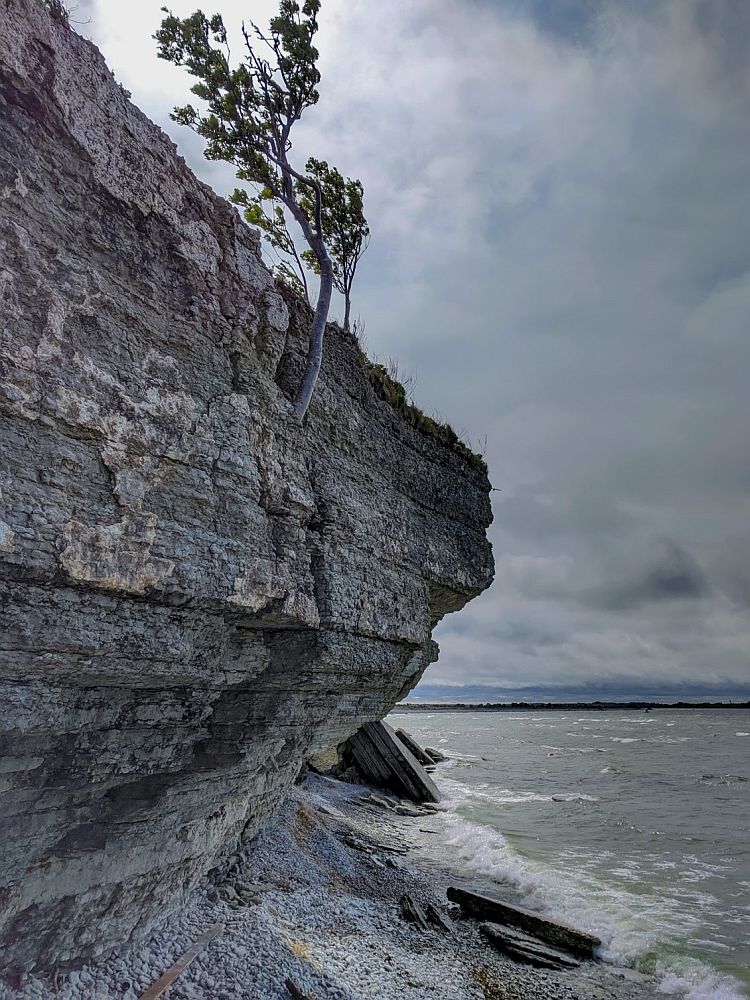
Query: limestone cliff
[{"left": 0, "top": 0, "right": 494, "bottom": 973}]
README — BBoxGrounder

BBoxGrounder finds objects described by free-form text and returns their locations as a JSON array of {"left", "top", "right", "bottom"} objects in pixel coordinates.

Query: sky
[{"left": 74, "top": 0, "right": 750, "bottom": 701}]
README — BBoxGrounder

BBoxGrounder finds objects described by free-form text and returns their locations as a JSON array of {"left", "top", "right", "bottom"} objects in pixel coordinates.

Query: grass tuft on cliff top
[{"left": 347, "top": 334, "right": 488, "bottom": 473}]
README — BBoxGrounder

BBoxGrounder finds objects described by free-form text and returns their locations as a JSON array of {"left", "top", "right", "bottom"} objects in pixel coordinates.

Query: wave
[
  {"left": 542, "top": 743, "right": 608, "bottom": 753},
  {"left": 440, "top": 778, "right": 598, "bottom": 805},
  {"left": 424, "top": 784, "right": 748, "bottom": 1000},
  {"left": 698, "top": 774, "right": 748, "bottom": 786},
  {"left": 657, "top": 961, "right": 748, "bottom": 1000}
]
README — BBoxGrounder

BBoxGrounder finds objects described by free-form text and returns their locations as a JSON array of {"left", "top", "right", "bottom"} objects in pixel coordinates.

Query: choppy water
[{"left": 387, "top": 708, "right": 750, "bottom": 1000}]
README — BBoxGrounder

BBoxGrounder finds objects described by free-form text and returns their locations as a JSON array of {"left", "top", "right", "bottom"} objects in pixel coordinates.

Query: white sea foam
[
  {"left": 427, "top": 777, "right": 749, "bottom": 1000},
  {"left": 439, "top": 778, "right": 598, "bottom": 806},
  {"left": 657, "top": 961, "right": 747, "bottom": 1000},
  {"left": 399, "top": 708, "right": 750, "bottom": 1000}
]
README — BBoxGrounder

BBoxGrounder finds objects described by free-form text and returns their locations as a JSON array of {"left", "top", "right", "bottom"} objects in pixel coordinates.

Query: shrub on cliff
[
  {"left": 299, "top": 158, "right": 369, "bottom": 333},
  {"left": 156, "top": 1, "right": 366, "bottom": 418},
  {"left": 42, "top": 0, "right": 70, "bottom": 23}
]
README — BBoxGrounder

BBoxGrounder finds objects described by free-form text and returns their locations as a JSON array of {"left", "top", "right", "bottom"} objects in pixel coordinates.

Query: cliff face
[{"left": 0, "top": 0, "right": 494, "bottom": 973}]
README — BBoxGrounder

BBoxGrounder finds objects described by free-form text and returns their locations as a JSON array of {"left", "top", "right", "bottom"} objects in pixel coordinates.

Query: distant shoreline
[{"left": 396, "top": 700, "right": 750, "bottom": 711}]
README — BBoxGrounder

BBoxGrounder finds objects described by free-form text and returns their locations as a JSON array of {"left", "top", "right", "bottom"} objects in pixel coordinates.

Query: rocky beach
[{"left": 1, "top": 767, "right": 660, "bottom": 1000}]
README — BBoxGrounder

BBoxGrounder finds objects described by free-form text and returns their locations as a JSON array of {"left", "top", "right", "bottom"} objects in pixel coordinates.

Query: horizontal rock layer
[{"left": 0, "top": 0, "right": 494, "bottom": 973}]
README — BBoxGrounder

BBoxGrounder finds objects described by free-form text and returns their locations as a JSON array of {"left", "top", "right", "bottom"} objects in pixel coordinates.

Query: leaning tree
[
  {"left": 157, "top": 1, "right": 338, "bottom": 419},
  {"left": 239, "top": 165, "right": 369, "bottom": 334}
]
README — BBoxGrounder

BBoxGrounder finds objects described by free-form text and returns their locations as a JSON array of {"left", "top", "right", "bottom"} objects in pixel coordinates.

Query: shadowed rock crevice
[{"left": 0, "top": 0, "right": 494, "bottom": 974}]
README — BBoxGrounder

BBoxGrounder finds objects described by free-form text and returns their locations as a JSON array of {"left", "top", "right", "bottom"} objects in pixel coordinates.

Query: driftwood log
[{"left": 139, "top": 923, "right": 224, "bottom": 1000}]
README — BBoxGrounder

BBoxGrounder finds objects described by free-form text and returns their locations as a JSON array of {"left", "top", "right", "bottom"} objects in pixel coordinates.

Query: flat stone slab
[
  {"left": 346, "top": 722, "right": 441, "bottom": 803},
  {"left": 395, "top": 728, "right": 434, "bottom": 766},
  {"left": 480, "top": 921, "right": 581, "bottom": 969},
  {"left": 447, "top": 886, "right": 600, "bottom": 958}
]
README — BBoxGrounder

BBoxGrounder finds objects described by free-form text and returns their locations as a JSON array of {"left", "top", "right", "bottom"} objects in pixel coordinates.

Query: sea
[{"left": 387, "top": 708, "right": 750, "bottom": 1000}]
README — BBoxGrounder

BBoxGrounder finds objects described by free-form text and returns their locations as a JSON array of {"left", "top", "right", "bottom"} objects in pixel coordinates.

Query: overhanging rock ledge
[{"left": 0, "top": 0, "right": 494, "bottom": 973}]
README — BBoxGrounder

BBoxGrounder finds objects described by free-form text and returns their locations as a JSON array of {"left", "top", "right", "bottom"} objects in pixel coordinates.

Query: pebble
[{"left": 2, "top": 776, "right": 660, "bottom": 1000}]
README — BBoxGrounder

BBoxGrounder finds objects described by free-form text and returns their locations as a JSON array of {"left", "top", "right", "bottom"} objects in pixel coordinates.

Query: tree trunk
[
  {"left": 293, "top": 245, "right": 333, "bottom": 420},
  {"left": 343, "top": 293, "right": 351, "bottom": 333}
]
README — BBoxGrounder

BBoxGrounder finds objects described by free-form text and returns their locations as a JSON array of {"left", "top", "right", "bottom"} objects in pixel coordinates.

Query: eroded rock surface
[{"left": 0, "top": 0, "right": 494, "bottom": 973}]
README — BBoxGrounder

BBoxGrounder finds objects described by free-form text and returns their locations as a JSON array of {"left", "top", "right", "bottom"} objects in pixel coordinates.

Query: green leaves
[
  {"left": 155, "top": 3, "right": 323, "bottom": 193},
  {"left": 298, "top": 158, "right": 369, "bottom": 328},
  {"left": 155, "top": 0, "right": 367, "bottom": 414},
  {"left": 232, "top": 188, "right": 311, "bottom": 302}
]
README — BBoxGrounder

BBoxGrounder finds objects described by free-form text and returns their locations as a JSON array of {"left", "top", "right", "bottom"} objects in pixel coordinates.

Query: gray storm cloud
[{"left": 82, "top": 0, "right": 750, "bottom": 697}]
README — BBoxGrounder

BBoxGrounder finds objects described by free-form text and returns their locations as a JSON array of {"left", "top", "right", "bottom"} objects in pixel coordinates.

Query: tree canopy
[{"left": 156, "top": 1, "right": 335, "bottom": 419}]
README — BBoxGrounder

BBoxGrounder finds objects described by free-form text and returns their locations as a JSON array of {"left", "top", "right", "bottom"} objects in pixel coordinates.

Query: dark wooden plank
[
  {"left": 139, "top": 923, "right": 224, "bottom": 999},
  {"left": 447, "top": 887, "right": 600, "bottom": 958}
]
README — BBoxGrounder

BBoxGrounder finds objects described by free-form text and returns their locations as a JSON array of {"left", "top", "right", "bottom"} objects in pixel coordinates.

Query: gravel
[{"left": 1, "top": 774, "right": 662, "bottom": 1000}]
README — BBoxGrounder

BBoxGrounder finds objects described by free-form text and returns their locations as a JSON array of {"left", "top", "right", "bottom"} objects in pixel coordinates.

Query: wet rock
[
  {"left": 345, "top": 722, "right": 441, "bottom": 803},
  {"left": 394, "top": 729, "right": 434, "bottom": 766},
  {"left": 425, "top": 903, "right": 452, "bottom": 932},
  {"left": 480, "top": 922, "right": 581, "bottom": 969},
  {"left": 447, "top": 887, "right": 601, "bottom": 959},
  {"left": 399, "top": 894, "right": 430, "bottom": 932}
]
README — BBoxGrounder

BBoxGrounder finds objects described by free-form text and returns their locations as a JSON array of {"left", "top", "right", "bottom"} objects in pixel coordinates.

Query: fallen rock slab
[
  {"left": 447, "top": 887, "right": 600, "bottom": 958},
  {"left": 363, "top": 792, "right": 396, "bottom": 810},
  {"left": 285, "top": 979, "right": 317, "bottom": 1000},
  {"left": 345, "top": 722, "right": 441, "bottom": 803},
  {"left": 395, "top": 728, "right": 435, "bottom": 766},
  {"left": 425, "top": 903, "right": 453, "bottom": 932},
  {"left": 400, "top": 894, "right": 430, "bottom": 931},
  {"left": 479, "top": 922, "right": 581, "bottom": 970},
  {"left": 395, "top": 804, "right": 425, "bottom": 817}
]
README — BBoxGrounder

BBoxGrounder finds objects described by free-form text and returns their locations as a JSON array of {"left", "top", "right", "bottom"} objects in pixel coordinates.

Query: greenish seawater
[{"left": 388, "top": 708, "right": 750, "bottom": 999}]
